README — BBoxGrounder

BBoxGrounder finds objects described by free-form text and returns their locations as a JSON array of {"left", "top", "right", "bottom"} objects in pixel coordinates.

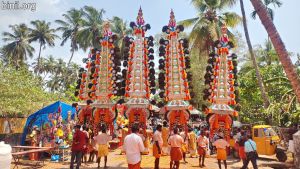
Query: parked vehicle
[{"left": 231, "top": 124, "right": 287, "bottom": 162}]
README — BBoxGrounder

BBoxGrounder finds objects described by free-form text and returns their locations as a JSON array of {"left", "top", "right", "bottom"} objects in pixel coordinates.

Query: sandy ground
[{"left": 10, "top": 149, "right": 295, "bottom": 169}]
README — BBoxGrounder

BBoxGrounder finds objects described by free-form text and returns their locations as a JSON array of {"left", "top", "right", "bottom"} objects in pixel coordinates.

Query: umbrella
[
  {"left": 233, "top": 121, "right": 242, "bottom": 127},
  {"left": 190, "top": 108, "right": 202, "bottom": 115}
]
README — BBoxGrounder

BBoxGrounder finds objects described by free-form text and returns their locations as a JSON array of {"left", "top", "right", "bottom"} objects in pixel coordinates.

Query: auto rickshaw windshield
[{"left": 264, "top": 127, "right": 277, "bottom": 137}]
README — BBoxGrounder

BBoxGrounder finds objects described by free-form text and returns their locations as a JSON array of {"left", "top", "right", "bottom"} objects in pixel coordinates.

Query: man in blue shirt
[{"left": 241, "top": 135, "right": 258, "bottom": 169}]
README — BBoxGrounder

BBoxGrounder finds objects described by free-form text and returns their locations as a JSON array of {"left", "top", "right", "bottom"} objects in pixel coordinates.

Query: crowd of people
[{"left": 68, "top": 120, "right": 259, "bottom": 169}]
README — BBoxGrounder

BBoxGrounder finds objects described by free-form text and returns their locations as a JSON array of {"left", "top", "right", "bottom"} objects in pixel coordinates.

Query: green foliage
[
  {"left": 29, "top": 20, "right": 59, "bottom": 73},
  {"left": 2, "top": 24, "right": 34, "bottom": 68},
  {"left": 189, "top": 50, "right": 208, "bottom": 109},
  {"left": 77, "top": 6, "right": 106, "bottom": 50},
  {"left": 251, "top": 0, "right": 282, "bottom": 21},
  {"left": 238, "top": 46, "right": 300, "bottom": 126},
  {"left": 179, "top": 0, "right": 241, "bottom": 54},
  {"left": 0, "top": 7, "right": 135, "bottom": 116},
  {"left": 29, "top": 20, "right": 58, "bottom": 48},
  {"left": 111, "top": 16, "right": 132, "bottom": 58},
  {"left": 0, "top": 63, "right": 61, "bottom": 116}
]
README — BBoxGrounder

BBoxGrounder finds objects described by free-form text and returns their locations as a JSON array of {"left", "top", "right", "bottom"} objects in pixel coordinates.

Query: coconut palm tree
[
  {"left": 31, "top": 55, "right": 56, "bottom": 81},
  {"left": 257, "top": 40, "right": 279, "bottom": 65},
  {"left": 240, "top": 0, "right": 270, "bottom": 108},
  {"left": 39, "top": 55, "right": 56, "bottom": 85},
  {"left": 29, "top": 20, "right": 58, "bottom": 73},
  {"left": 111, "top": 16, "right": 132, "bottom": 57},
  {"left": 47, "top": 58, "right": 66, "bottom": 92},
  {"left": 45, "top": 55, "right": 56, "bottom": 74},
  {"left": 251, "top": 0, "right": 282, "bottom": 21},
  {"left": 63, "top": 62, "right": 80, "bottom": 89},
  {"left": 77, "top": 6, "right": 106, "bottom": 50},
  {"left": 178, "top": 0, "right": 241, "bottom": 108},
  {"left": 250, "top": 0, "right": 282, "bottom": 66},
  {"left": 179, "top": 0, "right": 241, "bottom": 55},
  {"left": 55, "top": 8, "right": 84, "bottom": 66},
  {"left": 2, "top": 24, "right": 34, "bottom": 69},
  {"left": 32, "top": 57, "right": 47, "bottom": 75},
  {"left": 250, "top": 0, "right": 300, "bottom": 102},
  {"left": 0, "top": 47, "right": 8, "bottom": 65}
]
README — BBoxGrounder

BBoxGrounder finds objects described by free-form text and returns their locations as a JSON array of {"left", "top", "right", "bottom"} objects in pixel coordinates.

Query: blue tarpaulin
[{"left": 21, "top": 101, "right": 76, "bottom": 145}]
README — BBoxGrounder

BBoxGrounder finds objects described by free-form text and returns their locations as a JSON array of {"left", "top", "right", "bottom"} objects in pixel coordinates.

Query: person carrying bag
[{"left": 241, "top": 135, "right": 258, "bottom": 169}]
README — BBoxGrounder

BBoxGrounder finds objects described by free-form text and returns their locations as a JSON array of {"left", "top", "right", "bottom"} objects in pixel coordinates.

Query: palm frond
[
  {"left": 221, "top": 12, "right": 241, "bottom": 28},
  {"left": 267, "top": 8, "right": 274, "bottom": 21},
  {"left": 178, "top": 17, "right": 200, "bottom": 28},
  {"left": 264, "top": 76, "right": 289, "bottom": 83},
  {"left": 250, "top": 10, "right": 257, "bottom": 20}
]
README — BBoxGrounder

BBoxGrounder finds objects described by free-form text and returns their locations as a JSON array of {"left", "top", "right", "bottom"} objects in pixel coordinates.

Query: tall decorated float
[
  {"left": 75, "top": 22, "right": 123, "bottom": 135},
  {"left": 158, "top": 10, "right": 193, "bottom": 134},
  {"left": 203, "top": 24, "right": 239, "bottom": 142},
  {"left": 122, "top": 7, "right": 155, "bottom": 153}
]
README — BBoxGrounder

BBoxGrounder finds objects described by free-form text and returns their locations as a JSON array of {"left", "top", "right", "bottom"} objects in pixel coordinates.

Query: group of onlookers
[
  {"left": 234, "top": 128, "right": 258, "bottom": 169},
  {"left": 70, "top": 124, "right": 111, "bottom": 169},
  {"left": 69, "top": 122, "right": 259, "bottom": 169}
]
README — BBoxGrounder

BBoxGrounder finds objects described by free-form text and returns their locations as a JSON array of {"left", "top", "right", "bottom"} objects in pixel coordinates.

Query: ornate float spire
[
  {"left": 168, "top": 9, "right": 176, "bottom": 28},
  {"left": 74, "top": 21, "right": 122, "bottom": 135},
  {"left": 121, "top": 8, "right": 154, "bottom": 155},
  {"left": 158, "top": 10, "right": 192, "bottom": 133},
  {"left": 102, "top": 21, "right": 112, "bottom": 38},
  {"left": 136, "top": 6, "right": 145, "bottom": 26},
  {"left": 203, "top": 22, "right": 239, "bottom": 141},
  {"left": 123, "top": 8, "right": 155, "bottom": 134}
]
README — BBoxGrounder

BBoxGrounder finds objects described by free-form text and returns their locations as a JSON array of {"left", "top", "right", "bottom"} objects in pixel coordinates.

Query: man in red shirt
[{"left": 70, "top": 125, "right": 87, "bottom": 169}]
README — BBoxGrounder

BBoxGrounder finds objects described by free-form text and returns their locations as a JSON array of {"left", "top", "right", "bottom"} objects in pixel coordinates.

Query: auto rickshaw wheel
[{"left": 275, "top": 148, "right": 287, "bottom": 162}]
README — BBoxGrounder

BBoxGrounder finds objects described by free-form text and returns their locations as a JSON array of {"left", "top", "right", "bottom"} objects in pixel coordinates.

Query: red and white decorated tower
[
  {"left": 122, "top": 7, "right": 155, "bottom": 132},
  {"left": 203, "top": 24, "right": 239, "bottom": 141},
  {"left": 158, "top": 10, "right": 193, "bottom": 134},
  {"left": 75, "top": 22, "right": 122, "bottom": 134}
]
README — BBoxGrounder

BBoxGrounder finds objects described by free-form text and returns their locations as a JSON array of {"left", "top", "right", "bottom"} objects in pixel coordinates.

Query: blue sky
[{"left": 0, "top": 0, "right": 299, "bottom": 65}]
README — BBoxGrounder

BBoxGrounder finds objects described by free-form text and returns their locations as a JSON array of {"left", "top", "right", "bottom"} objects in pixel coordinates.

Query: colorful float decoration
[
  {"left": 74, "top": 47, "right": 96, "bottom": 126},
  {"left": 75, "top": 22, "right": 122, "bottom": 135},
  {"left": 122, "top": 7, "right": 155, "bottom": 133},
  {"left": 158, "top": 10, "right": 193, "bottom": 134},
  {"left": 203, "top": 24, "right": 239, "bottom": 142}
]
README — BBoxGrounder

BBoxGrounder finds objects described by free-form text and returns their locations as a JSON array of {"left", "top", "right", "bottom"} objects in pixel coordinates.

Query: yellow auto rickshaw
[
  {"left": 252, "top": 125, "right": 287, "bottom": 162},
  {"left": 231, "top": 124, "right": 287, "bottom": 162}
]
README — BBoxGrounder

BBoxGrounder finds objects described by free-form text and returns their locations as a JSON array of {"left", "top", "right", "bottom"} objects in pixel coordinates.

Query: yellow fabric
[
  {"left": 144, "top": 137, "right": 150, "bottom": 148},
  {"left": 153, "top": 143, "right": 161, "bottom": 158},
  {"left": 98, "top": 144, "right": 109, "bottom": 157},
  {"left": 162, "top": 127, "right": 169, "bottom": 147},
  {"left": 216, "top": 148, "right": 227, "bottom": 160},
  {"left": 181, "top": 143, "right": 188, "bottom": 153},
  {"left": 188, "top": 132, "right": 197, "bottom": 156}
]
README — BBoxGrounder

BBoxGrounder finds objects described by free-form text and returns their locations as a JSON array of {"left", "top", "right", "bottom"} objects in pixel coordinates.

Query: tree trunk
[
  {"left": 293, "top": 131, "right": 300, "bottom": 168},
  {"left": 67, "top": 49, "right": 75, "bottom": 67},
  {"left": 250, "top": 0, "right": 300, "bottom": 103},
  {"left": 37, "top": 43, "right": 42, "bottom": 74},
  {"left": 240, "top": 0, "right": 270, "bottom": 108},
  {"left": 267, "top": 37, "right": 272, "bottom": 65}
]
